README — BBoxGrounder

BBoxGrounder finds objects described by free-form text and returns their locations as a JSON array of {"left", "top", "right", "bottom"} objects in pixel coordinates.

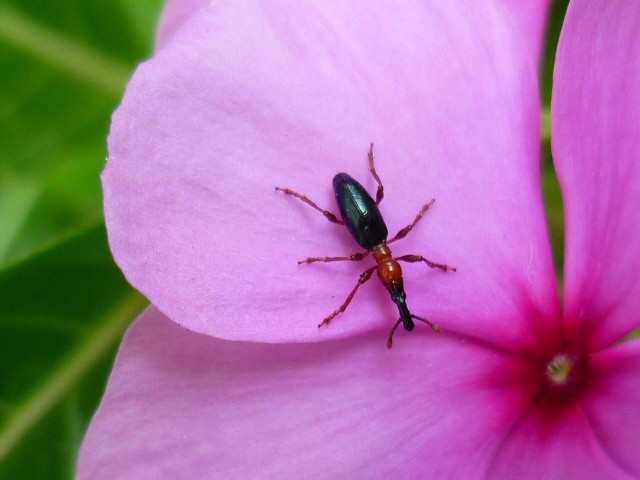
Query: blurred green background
[
  {"left": 0, "top": 1, "right": 568, "bottom": 478},
  {"left": 0, "top": 1, "right": 162, "bottom": 478}
]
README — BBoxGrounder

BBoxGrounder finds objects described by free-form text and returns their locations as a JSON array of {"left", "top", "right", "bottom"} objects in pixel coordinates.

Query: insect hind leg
[
  {"left": 368, "top": 143, "right": 384, "bottom": 205},
  {"left": 388, "top": 199, "right": 435, "bottom": 243},
  {"left": 275, "top": 186, "right": 343, "bottom": 224}
]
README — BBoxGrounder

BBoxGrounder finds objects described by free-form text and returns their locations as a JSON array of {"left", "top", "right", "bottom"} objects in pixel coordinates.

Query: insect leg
[
  {"left": 387, "top": 199, "right": 435, "bottom": 243},
  {"left": 368, "top": 143, "right": 384, "bottom": 205},
  {"left": 298, "top": 251, "right": 369, "bottom": 265},
  {"left": 318, "top": 265, "right": 376, "bottom": 328},
  {"left": 386, "top": 319, "right": 403, "bottom": 349},
  {"left": 396, "top": 254, "right": 456, "bottom": 272},
  {"left": 411, "top": 314, "right": 442, "bottom": 334},
  {"left": 275, "top": 187, "right": 343, "bottom": 224},
  {"left": 388, "top": 314, "right": 442, "bottom": 349}
]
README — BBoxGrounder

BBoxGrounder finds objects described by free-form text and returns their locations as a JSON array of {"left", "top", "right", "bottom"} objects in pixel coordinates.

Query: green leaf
[
  {"left": 541, "top": 0, "right": 570, "bottom": 107},
  {"left": 540, "top": 0, "right": 569, "bottom": 278},
  {"left": 0, "top": 2, "right": 161, "bottom": 477},
  {"left": 0, "top": 1, "right": 163, "bottom": 266},
  {"left": 0, "top": 0, "right": 162, "bottom": 474},
  {"left": 0, "top": 223, "right": 147, "bottom": 479}
]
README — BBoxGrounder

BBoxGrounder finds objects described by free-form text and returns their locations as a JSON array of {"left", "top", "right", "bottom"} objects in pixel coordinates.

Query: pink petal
[
  {"left": 155, "top": 0, "right": 209, "bottom": 49},
  {"left": 155, "top": 1, "right": 553, "bottom": 65},
  {"left": 581, "top": 340, "right": 640, "bottom": 477},
  {"left": 104, "top": 1, "right": 559, "bottom": 347},
  {"left": 552, "top": 0, "right": 640, "bottom": 349},
  {"left": 487, "top": 400, "right": 635, "bottom": 479},
  {"left": 500, "top": 0, "right": 552, "bottom": 67},
  {"left": 77, "top": 307, "right": 536, "bottom": 479}
]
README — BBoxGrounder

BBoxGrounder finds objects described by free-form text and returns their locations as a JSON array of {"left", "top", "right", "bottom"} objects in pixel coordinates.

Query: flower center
[
  {"left": 546, "top": 353, "right": 575, "bottom": 384},
  {"left": 540, "top": 352, "right": 588, "bottom": 404}
]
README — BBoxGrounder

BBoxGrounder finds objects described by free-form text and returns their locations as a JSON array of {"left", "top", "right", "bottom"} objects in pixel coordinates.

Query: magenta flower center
[
  {"left": 546, "top": 353, "right": 574, "bottom": 384},
  {"left": 539, "top": 350, "right": 589, "bottom": 406}
]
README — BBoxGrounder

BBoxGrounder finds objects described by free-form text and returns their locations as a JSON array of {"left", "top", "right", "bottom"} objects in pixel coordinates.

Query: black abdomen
[{"left": 332, "top": 173, "right": 388, "bottom": 250}]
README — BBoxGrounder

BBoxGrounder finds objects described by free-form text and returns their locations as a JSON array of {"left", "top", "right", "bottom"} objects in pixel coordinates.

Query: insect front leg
[
  {"left": 298, "top": 251, "right": 369, "bottom": 265},
  {"left": 318, "top": 265, "right": 376, "bottom": 328},
  {"left": 387, "top": 315, "right": 442, "bottom": 349},
  {"left": 386, "top": 319, "right": 403, "bottom": 349},
  {"left": 396, "top": 254, "right": 456, "bottom": 272},
  {"left": 411, "top": 314, "right": 442, "bottom": 334}
]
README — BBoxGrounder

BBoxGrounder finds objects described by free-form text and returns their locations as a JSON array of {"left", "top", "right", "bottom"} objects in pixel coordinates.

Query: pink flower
[{"left": 78, "top": 1, "right": 640, "bottom": 479}]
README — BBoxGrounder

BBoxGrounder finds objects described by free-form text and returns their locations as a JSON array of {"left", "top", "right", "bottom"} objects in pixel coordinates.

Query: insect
[{"left": 276, "top": 144, "right": 455, "bottom": 348}]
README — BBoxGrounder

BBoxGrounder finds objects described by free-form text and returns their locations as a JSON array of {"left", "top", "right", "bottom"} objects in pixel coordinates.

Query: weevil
[{"left": 276, "top": 144, "right": 455, "bottom": 348}]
